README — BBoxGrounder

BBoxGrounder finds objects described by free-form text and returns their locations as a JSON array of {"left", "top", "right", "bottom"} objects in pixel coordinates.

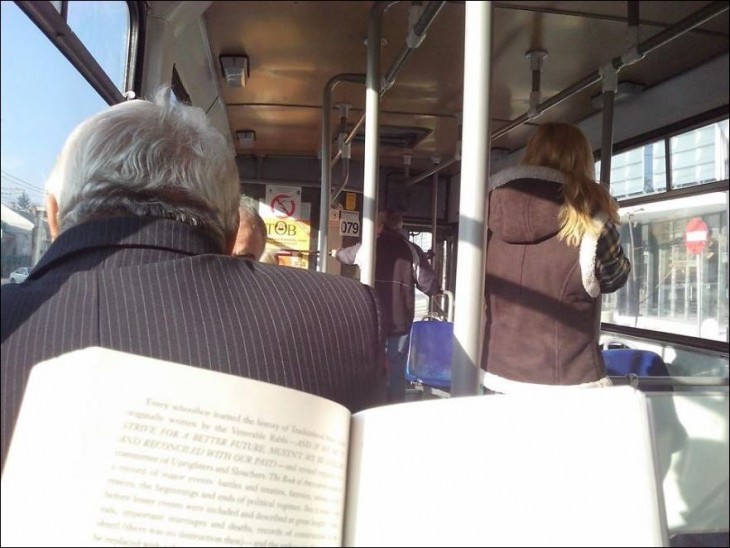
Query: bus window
[
  {"left": 596, "top": 139, "right": 668, "bottom": 199},
  {"left": 408, "top": 230, "right": 433, "bottom": 320},
  {"left": 0, "top": 1, "right": 134, "bottom": 276},
  {"left": 671, "top": 120, "right": 729, "bottom": 189},
  {"left": 599, "top": 117, "right": 729, "bottom": 351},
  {"left": 66, "top": 1, "right": 131, "bottom": 92},
  {"left": 601, "top": 191, "right": 728, "bottom": 344}
]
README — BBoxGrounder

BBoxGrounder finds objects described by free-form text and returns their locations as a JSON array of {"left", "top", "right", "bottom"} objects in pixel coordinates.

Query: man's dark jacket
[
  {"left": 374, "top": 229, "right": 440, "bottom": 335},
  {"left": 1, "top": 216, "right": 386, "bottom": 468}
]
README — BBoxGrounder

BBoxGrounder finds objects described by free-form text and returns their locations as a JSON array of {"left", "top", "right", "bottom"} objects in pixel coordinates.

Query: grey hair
[{"left": 46, "top": 87, "right": 239, "bottom": 248}]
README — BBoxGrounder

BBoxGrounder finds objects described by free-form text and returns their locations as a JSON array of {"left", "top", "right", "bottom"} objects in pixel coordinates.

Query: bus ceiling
[{"left": 140, "top": 1, "right": 729, "bottom": 173}]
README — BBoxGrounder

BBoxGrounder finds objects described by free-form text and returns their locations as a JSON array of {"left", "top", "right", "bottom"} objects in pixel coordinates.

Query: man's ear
[{"left": 45, "top": 194, "right": 60, "bottom": 241}]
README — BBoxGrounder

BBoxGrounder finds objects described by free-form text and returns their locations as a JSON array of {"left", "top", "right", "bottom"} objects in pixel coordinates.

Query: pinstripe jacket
[{"left": 1, "top": 216, "right": 386, "bottom": 468}]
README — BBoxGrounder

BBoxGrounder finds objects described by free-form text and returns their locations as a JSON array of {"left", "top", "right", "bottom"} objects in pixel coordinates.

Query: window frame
[
  {"left": 597, "top": 108, "right": 730, "bottom": 353},
  {"left": 14, "top": 0, "right": 144, "bottom": 104}
]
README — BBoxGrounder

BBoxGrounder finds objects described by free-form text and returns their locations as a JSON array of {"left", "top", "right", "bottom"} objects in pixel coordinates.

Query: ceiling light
[
  {"left": 220, "top": 55, "right": 249, "bottom": 87},
  {"left": 236, "top": 130, "right": 256, "bottom": 148}
]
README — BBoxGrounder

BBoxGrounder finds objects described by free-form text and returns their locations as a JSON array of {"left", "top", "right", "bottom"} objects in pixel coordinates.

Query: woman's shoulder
[{"left": 490, "top": 165, "right": 565, "bottom": 189}]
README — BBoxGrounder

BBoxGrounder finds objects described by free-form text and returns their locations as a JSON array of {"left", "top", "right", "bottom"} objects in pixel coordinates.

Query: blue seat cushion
[
  {"left": 405, "top": 321, "right": 453, "bottom": 388},
  {"left": 602, "top": 349, "right": 669, "bottom": 377}
]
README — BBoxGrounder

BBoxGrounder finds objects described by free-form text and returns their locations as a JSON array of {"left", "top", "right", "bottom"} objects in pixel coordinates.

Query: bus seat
[
  {"left": 602, "top": 349, "right": 670, "bottom": 377},
  {"left": 405, "top": 319, "right": 453, "bottom": 396},
  {"left": 652, "top": 392, "right": 729, "bottom": 547},
  {"left": 345, "top": 386, "right": 668, "bottom": 546}
]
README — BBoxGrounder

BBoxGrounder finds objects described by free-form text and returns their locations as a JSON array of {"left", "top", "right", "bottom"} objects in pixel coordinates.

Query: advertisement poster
[{"left": 260, "top": 186, "right": 311, "bottom": 269}]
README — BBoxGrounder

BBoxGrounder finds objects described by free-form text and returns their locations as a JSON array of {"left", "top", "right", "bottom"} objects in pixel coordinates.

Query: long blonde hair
[{"left": 521, "top": 123, "right": 619, "bottom": 246}]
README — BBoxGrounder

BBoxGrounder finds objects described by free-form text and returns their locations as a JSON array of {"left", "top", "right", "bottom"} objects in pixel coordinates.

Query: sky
[{"left": 0, "top": 1, "right": 129, "bottom": 207}]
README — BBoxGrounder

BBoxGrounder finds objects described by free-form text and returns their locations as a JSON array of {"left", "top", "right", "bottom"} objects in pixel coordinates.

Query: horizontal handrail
[{"left": 609, "top": 375, "right": 729, "bottom": 389}]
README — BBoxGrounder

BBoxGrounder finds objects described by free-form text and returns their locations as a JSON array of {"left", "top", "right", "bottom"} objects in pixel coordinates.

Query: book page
[
  {"left": 344, "top": 386, "right": 667, "bottom": 547},
  {"left": 1, "top": 347, "right": 351, "bottom": 547}
]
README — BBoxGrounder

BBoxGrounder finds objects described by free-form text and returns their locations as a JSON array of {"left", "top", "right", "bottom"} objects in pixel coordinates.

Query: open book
[{"left": 1, "top": 347, "right": 667, "bottom": 547}]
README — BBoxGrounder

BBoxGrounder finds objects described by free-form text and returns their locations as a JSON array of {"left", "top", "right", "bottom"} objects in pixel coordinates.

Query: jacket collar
[
  {"left": 490, "top": 165, "right": 566, "bottom": 189},
  {"left": 30, "top": 216, "right": 223, "bottom": 279}
]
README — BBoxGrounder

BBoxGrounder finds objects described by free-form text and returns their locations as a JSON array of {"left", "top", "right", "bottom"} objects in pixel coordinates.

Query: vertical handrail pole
[
  {"left": 360, "top": 3, "right": 387, "bottom": 287},
  {"left": 318, "top": 79, "right": 335, "bottom": 272},
  {"left": 599, "top": 64, "right": 617, "bottom": 189},
  {"left": 597, "top": 63, "right": 617, "bottom": 342},
  {"left": 451, "top": 1, "right": 491, "bottom": 396}
]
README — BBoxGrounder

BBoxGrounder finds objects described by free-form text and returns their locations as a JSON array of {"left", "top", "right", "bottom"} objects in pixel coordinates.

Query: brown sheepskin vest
[{"left": 483, "top": 166, "right": 607, "bottom": 386}]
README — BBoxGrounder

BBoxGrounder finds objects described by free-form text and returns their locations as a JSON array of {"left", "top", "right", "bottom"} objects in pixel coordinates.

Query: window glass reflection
[
  {"left": 66, "top": 0, "right": 130, "bottom": 91},
  {"left": 602, "top": 192, "right": 728, "bottom": 344},
  {"left": 596, "top": 140, "right": 667, "bottom": 199},
  {"left": 670, "top": 120, "right": 729, "bottom": 189}
]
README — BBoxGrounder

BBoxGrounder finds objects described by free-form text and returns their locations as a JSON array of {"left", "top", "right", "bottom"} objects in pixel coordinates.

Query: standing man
[{"left": 332, "top": 208, "right": 440, "bottom": 402}]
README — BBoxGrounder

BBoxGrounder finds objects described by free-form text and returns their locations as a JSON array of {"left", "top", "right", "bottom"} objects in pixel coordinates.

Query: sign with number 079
[{"left": 339, "top": 210, "right": 360, "bottom": 236}]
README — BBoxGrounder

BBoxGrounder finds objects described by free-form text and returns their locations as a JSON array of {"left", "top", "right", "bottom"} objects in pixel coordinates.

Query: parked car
[{"left": 8, "top": 267, "right": 30, "bottom": 283}]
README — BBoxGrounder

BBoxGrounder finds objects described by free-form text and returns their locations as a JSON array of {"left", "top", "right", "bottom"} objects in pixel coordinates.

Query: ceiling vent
[
  {"left": 236, "top": 130, "right": 256, "bottom": 148},
  {"left": 341, "top": 124, "right": 432, "bottom": 149}
]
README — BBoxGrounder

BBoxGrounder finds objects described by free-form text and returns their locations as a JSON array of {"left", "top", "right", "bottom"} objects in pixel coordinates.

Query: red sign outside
[{"left": 685, "top": 217, "right": 708, "bottom": 255}]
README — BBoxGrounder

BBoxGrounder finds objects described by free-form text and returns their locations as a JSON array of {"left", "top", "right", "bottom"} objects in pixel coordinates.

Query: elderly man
[
  {"left": 332, "top": 208, "right": 440, "bottom": 402},
  {"left": 1, "top": 89, "right": 386, "bottom": 469},
  {"left": 233, "top": 195, "right": 268, "bottom": 261}
]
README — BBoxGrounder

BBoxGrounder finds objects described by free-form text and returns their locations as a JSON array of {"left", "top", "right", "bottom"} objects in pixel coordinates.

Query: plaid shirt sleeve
[{"left": 595, "top": 221, "right": 631, "bottom": 293}]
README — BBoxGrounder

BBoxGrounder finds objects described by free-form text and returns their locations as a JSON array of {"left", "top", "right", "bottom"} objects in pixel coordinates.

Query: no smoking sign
[{"left": 266, "top": 185, "right": 301, "bottom": 220}]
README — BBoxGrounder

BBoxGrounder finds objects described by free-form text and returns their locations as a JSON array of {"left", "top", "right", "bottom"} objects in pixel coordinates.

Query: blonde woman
[{"left": 482, "top": 123, "right": 630, "bottom": 394}]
